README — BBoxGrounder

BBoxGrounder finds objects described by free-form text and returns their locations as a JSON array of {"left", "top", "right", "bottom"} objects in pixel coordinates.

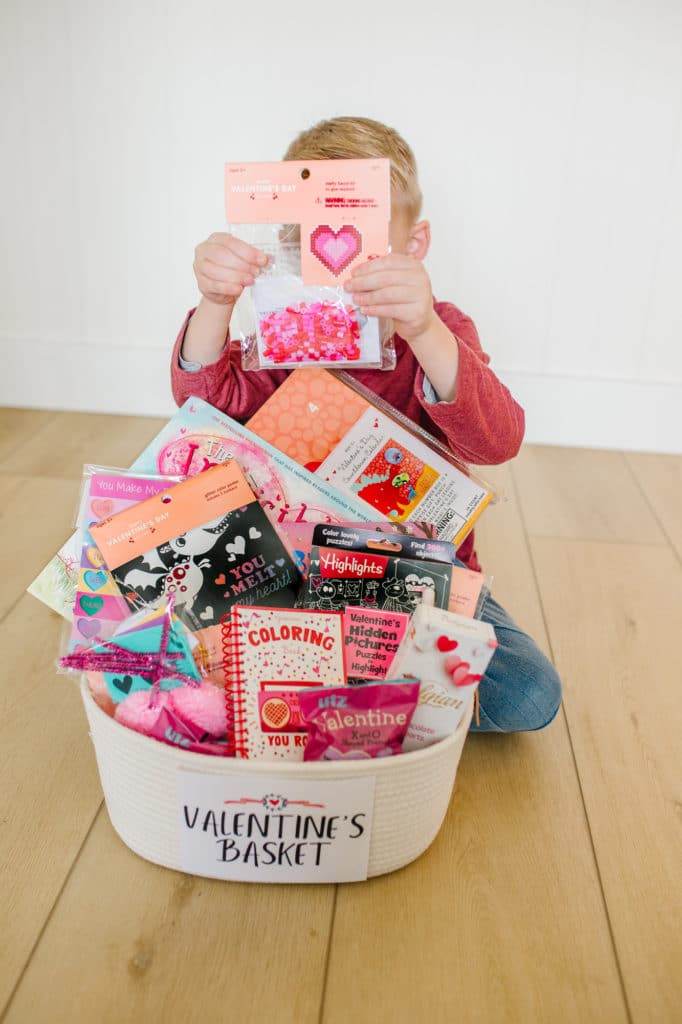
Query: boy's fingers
[
  {"left": 202, "top": 244, "right": 262, "bottom": 276},
  {"left": 346, "top": 269, "right": 421, "bottom": 293},
  {"left": 201, "top": 253, "right": 256, "bottom": 284},
  {"left": 349, "top": 253, "right": 415, "bottom": 278},
  {"left": 353, "top": 286, "right": 419, "bottom": 307},
  {"left": 356, "top": 304, "right": 408, "bottom": 319},
  {"left": 204, "top": 233, "right": 269, "bottom": 268},
  {"left": 197, "top": 277, "right": 245, "bottom": 301},
  {"left": 198, "top": 272, "right": 252, "bottom": 296}
]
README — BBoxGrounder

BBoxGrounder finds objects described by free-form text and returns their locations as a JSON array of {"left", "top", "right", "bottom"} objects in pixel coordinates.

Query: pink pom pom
[
  {"left": 169, "top": 682, "right": 226, "bottom": 737},
  {"left": 115, "top": 689, "right": 170, "bottom": 736}
]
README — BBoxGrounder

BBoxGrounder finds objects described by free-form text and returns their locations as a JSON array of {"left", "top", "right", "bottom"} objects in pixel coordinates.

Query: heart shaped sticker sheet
[{"left": 65, "top": 467, "right": 182, "bottom": 657}]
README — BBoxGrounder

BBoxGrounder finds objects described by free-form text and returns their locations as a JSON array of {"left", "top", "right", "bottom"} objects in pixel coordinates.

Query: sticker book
[{"left": 68, "top": 469, "right": 179, "bottom": 650}]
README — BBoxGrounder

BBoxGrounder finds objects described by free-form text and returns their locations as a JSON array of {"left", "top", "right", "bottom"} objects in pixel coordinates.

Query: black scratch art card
[
  {"left": 299, "top": 545, "right": 453, "bottom": 616},
  {"left": 91, "top": 462, "right": 298, "bottom": 673}
]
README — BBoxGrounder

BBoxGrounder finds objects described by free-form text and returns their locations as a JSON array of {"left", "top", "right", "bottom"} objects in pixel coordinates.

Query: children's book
[
  {"left": 246, "top": 369, "right": 495, "bottom": 545},
  {"left": 387, "top": 602, "right": 498, "bottom": 751},
  {"left": 300, "top": 546, "right": 453, "bottom": 616},
  {"left": 312, "top": 523, "right": 486, "bottom": 617},
  {"left": 28, "top": 396, "right": 373, "bottom": 620},
  {"left": 342, "top": 606, "right": 410, "bottom": 681},
  {"left": 223, "top": 605, "right": 346, "bottom": 760},
  {"left": 90, "top": 462, "right": 298, "bottom": 675}
]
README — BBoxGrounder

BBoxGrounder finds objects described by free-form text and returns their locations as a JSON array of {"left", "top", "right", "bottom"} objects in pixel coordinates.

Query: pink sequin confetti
[{"left": 259, "top": 302, "right": 362, "bottom": 363}]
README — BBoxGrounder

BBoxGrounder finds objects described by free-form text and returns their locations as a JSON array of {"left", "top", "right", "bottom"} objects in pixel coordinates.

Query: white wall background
[{"left": 1, "top": 0, "right": 681, "bottom": 452}]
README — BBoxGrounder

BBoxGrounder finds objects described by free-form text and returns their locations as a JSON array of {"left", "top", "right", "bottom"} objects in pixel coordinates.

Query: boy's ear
[{"left": 405, "top": 219, "right": 431, "bottom": 260}]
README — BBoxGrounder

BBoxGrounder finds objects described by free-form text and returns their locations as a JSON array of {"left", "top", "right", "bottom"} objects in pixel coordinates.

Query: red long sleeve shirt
[{"left": 170, "top": 301, "right": 525, "bottom": 571}]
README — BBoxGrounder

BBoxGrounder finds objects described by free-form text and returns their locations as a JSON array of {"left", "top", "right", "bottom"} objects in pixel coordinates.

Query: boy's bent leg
[{"left": 471, "top": 592, "right": 562, "bottom": 733}]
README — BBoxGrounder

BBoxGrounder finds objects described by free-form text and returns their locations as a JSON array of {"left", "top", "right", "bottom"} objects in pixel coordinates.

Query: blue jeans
[{"left": 470, "top": 588, "right": 562, "bottom": 733}]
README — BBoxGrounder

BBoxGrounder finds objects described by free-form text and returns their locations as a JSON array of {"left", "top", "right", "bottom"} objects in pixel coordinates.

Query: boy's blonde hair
[{"left": 283, "top": 116, "right": 422, "bottom": 220}]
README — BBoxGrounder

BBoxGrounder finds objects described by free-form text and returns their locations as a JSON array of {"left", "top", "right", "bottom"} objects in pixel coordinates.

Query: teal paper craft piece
[{"left": 96, "top": 619, "right": 201, "bottom": 703}]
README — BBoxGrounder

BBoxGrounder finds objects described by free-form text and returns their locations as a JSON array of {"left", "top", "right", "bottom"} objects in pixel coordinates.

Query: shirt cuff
[
  {"left": 178, "top": 351, "right": 203, "bottom": 372},
  {"left": 421, "top": 375, "right": 442, "bottom": 404},
  {"left": 178, "top": 342, "right": 228, "bottom": 372}
]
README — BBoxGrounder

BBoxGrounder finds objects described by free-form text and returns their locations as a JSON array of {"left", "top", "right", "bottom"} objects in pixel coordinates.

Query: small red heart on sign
[
  {"left": 436, "top": 636, "right": 458, "bottom": 652},
  {"left": 310, "top": 224, "right": 362, "bottom": 276},
  {"left": 268, "top": 798, "right": 280, "bottom": 807},
  {"left": 215, "top": 574, "right": 226, "bottom": 585}
]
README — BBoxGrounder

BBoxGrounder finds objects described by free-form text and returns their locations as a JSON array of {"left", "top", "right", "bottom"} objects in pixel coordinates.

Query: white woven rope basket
[{"left": 81, "top": 680, "right": 472, "bottom": 880}]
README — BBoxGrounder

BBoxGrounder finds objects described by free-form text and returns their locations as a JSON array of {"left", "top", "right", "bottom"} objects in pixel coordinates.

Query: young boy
[{"left": 171, "top": 116, "right": 561, "bottom": 733}]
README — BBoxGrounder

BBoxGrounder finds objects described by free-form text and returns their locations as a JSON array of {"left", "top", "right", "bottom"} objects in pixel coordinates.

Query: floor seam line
[{"left": 510, "top": 460, "right": 634, "bottom": 1024}]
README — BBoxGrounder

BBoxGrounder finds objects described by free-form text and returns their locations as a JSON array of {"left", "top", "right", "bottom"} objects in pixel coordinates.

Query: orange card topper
[
  {"left": 224, "top": 159, "right": 390, "bottom": 286},
  {"left": 91, "top": 461, "right": 255, "bottom": 570}
]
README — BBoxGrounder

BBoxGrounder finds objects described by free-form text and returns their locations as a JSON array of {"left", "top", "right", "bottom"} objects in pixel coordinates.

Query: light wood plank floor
[{"left": 0, "top": 408, "right": 680, "bottom": 1024}]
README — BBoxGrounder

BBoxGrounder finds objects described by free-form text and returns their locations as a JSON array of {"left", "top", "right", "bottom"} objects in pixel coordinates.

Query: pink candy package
[{"left": 299, "top": 681, "right": 420, "bottom": 761}]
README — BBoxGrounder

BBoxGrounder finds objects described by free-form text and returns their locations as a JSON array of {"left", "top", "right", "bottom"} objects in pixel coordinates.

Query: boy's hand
[
  {"left": 345, "top": 254, "right": 437, "bottom": 344},
  {"left": 193, "top": 232, "right": 268, "bottom": 307}
]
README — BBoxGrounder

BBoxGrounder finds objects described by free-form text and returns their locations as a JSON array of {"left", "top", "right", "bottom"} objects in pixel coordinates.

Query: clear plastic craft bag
[{"left": 225, "top": 158, "right": 396, "bottom": 371}]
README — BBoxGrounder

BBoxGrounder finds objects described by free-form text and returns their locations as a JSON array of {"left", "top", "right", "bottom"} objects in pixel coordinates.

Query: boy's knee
[
  {"left": 521, "top": 655, "right": 562, "bottom": 732},
  {"left": 473, "top": 634, "right": 562, "bottom": 734}
]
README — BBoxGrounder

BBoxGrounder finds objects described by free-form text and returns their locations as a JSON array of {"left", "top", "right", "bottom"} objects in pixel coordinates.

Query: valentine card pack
[
  {"left": 90, "top": 462, "right": 299, "bottom": 675},
  {"left": 28, "top": 395, "right": 374, "bottom": 622},
  {"left": 68, "top": 466, "right": 181, "bottom": 652},
  {"left": 342, "top": 606, "right": 410, "bottom": 681},
  {"left": 300, "top": 546, "right": 453, "bottom": 616},
  {"left": 225, "top": 159, "right": 395, "bottom": 370},
  {"left": 222, "top": 605, "right": 346, "bottom": 760},
  {"left": 312, "top": 524, "right": 488, "bottom": 617},
  {"left": 387, "top": 602, "right": 498, "bottom": 751},
  {"left": 246, "top": 369, "right": 495, "bottom": 546}
]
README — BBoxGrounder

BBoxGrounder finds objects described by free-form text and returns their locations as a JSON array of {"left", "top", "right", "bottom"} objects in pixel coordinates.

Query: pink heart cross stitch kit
[
  {"left": 224, "top": 159, "right": 394, "bottom": 372},
  {"left": 225, "top": 159, "right": 389, "bottom": 285}
]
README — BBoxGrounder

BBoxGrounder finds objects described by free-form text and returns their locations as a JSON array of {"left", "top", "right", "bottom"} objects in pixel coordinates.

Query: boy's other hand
[
  {"left": 194, "top": 233, "right": 269, "bottom": 307},
  {"left": 345, "top": 254, "right": 437, "bottom": 344}
]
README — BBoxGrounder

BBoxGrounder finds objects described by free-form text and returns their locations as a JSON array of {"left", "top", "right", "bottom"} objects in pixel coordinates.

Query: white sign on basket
[{"left": 177, "top": 772, "right": 376, "bottom": 883}]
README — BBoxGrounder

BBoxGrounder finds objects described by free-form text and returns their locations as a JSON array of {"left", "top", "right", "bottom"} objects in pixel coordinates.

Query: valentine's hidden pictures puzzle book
[
  {"left": 342, "top": 606, "right": 410, "bottom": 681},
  {"left": 90, "top": 461, "right": 298, "bottom": 674},
  {"left": 223, "top": 605, "right": 345, "bottom": 760},
  {"left": 28, "top": 396, "right": 374, "bottom": 620},
  {"left": 246, "top": 369, "right": 494, "bottom": 545}
]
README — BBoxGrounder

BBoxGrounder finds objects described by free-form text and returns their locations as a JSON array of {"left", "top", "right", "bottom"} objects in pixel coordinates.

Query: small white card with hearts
[{"left": 177, "top": 771, "right": 375, "bottom": 883}]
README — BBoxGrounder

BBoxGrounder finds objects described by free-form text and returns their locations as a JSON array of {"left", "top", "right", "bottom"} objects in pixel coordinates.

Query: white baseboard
[
  {"left": 503, "top": 371, "right": 682, "bottom": 454},
  {"left": 2, "top": 338, "right": 681, "bottom": 454}
]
